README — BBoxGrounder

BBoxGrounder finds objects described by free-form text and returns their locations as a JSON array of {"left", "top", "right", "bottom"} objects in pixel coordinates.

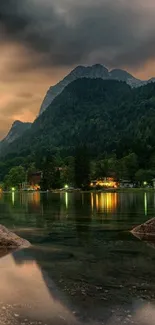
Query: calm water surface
[{"left": 0, "top": 191, "right": 155, "bottom": 325}]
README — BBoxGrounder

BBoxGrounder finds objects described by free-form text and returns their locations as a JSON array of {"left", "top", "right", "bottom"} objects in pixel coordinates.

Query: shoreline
[
  {"left": 1, "top": 188, "right": 155, "bottom": 195},
  {"left": 63, "top": 188, "right": 155, "bottom": 194}
]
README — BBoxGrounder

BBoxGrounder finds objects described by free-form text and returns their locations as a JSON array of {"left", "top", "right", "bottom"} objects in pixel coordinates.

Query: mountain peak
[
  {"left": 92, "top": 63, "right": 108, "bottom": 70},
  {"left": 40, "top": 64, "right": 110, "bottom": 115},
  {"left": 12, "top": 120, "right": 26, "bottom": 127},
  {"left": 39, "top": 64, "right": 155, "bottom": 115},
  {"left": 1, "top": 120, "right": 32, "bottom": 145}
]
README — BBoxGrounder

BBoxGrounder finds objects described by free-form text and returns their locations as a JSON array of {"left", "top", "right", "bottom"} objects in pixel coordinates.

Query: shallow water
[{"left": 0, "top": 191, "right": 155, "bottom": 324}]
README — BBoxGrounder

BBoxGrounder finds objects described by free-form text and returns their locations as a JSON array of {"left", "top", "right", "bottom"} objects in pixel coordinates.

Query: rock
[
  {"left": 131, "top": 218, "right": 155, "bottom": 236},
  {"left": 0, "top": 225, "right": 30, "bottom": 249},
  {"left": 0, "top": 248, "right": 12, "bottom": 258}
]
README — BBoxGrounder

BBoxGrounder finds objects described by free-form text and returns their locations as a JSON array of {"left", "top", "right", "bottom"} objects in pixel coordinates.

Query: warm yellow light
[
  {"left": 91, "top": 193, "right": 94, "bottom": 211},
  {"left": 94, "top": 193, "right": 118, "bottom": 212},
  {"left": 92, "top": 179, "right": 117, "bottom": 188}
]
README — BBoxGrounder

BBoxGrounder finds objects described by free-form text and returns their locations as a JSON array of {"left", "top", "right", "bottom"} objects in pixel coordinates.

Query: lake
[{"left": 0, "top": 191, "right": 155, "bottom": 325}]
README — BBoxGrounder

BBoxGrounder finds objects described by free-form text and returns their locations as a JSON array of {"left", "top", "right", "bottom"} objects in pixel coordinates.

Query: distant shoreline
[
  {"left": 83, "top": 188, "right": 155, "bottom": 193},
  {"left": 51, "top": 188, "right": 155, "bottom": 194},
  {"left": 1, "top": 188, "right": 155, "bottom": 195}
]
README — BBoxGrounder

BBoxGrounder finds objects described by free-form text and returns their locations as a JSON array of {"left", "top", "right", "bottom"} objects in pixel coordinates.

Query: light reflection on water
[
  {"left": 65, "top": 192, "right": 69, "bottom": 209},
  {"left": 8, "top": 191, "right": 152, "bottom": 220},
  {"left": 1, "top": 191, "right": 155, "bottom": 235},
  {"left": 11, "top": 191, "right": 15, "bottom": 205},
  {"left": 91, "top": 193, "right": 118, "bottom": 213},
  {"left": 5, "top": 191, "right": 155, "bottom": 222},
  {"left": 144, "top": 192, "right": 148, "bottom": 216},
  {"left": 0, "top": 192, "right": 155, "bottom": 323}
]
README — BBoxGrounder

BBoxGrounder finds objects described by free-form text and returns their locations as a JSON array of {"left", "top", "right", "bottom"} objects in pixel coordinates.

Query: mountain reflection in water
[
  {"left": 0, "top": 246, "right": 155, "bottom": 325},
  {"left": 0, "top": 250, "right": 79, "bottom": 325},
  {"left": 1, "top": 192, "right": 155, "bottom": 324}
]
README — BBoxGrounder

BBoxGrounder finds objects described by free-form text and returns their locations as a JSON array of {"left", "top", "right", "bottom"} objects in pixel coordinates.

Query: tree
[
  {"left": 135, "top": 169, "right": 155, "bottom": 185},
  {"left": 74, "top": 146, "right": 90, "bottom": 189},
  {"left": 60, "top": 156, "right": 75, "bottom": 186},
  {"left": 91, "top": 156, "right": 118, "bottom": 179},
  {"left": 119, "top": 153, "right": 138, "bottom": 180},
  {"left": 40, "top": 156, "right": 61, "bottom": 190},
  {"left": 26, "top": 162, "right": 36, "bottom": 181},
  {"left": 4, "top": 166, "right": 26, "bottom": 189}
]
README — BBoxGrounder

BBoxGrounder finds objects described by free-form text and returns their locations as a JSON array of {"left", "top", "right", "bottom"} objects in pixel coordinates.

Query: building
[
  {"left": 90, "top": 177, "right": 118, "bottom": 189},
  {"left": 119, "top": 179, "right": 135, "bottom": 188},
  {"left": 28, "top": 171, "right": 42, "bottom": 187},
  {"left": 22, "top": 171, "right": 42, "bottom": 191}
]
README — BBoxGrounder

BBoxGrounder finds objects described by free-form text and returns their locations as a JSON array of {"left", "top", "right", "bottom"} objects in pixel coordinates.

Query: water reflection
[
  {"left": 0, "top": 191, "right": 154, "bottom": 236},
  {"left": 144, "top": 192, "right": 148, "bottom": 216},
  {"left": 11, "top": 191, "right": 15, "bottom": 205},
  {"left": 65, "top": 192, "right": 68, "bottom": 209},
  {"left": 91, "top": 193, "right": 118, "bottom": 213},
  {"left": 20, "top": 191, "right": 41, "bottom": 208},
  {"left": 1, "top": 192, "right": 155, "bottom": 324},
  {"left": 0, "top": 251, "right": 78, "bottom": 325},
  {"left": 1, "top": 239, "right": 155, "bottom": 325}
]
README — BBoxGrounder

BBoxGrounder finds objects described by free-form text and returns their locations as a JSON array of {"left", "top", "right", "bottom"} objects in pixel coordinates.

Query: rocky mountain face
[
  {"left": 39, "top": 64, "right": 152, "bottom": 115},
  {"left": 0, "top": 121, "right": 32, "bottom": 152}
]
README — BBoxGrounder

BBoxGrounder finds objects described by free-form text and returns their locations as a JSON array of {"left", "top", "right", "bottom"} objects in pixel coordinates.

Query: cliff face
[
  {"left": 0, "top": 120, "right": 32, "bottom": 154},
  {"left": 39, "top": 64, "right": 150, "bottom": 115},
  {"left": 1, "top": 121, "right": 32, "bottom": 145}
]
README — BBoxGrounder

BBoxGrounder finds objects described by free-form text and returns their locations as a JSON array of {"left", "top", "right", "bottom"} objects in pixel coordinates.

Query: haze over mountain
[{"left": 39, "top": 64, "right": 155, "bottom": 115}]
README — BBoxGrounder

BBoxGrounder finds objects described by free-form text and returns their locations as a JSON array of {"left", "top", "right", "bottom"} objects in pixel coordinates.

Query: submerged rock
[
  {"left": 131, "top": 218, "right": 155, "bottom": 236},
  {"left": 0, "top": 225, "right": 30, "bottom": 249}
]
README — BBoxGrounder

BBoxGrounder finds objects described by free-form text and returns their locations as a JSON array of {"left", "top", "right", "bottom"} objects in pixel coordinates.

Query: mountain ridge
[
  {"left": 39, "top": 64, "right": 152, "bottom": 115},
  {"left": 2, "top": 78, "right": 155, "bottom": 162},
  {"left": 0, "top": 120, "right": 32, "bottom": 153}
]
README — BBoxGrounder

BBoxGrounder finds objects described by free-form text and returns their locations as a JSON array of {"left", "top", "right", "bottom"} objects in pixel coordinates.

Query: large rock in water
[
  {"left": 131, "top": 218, "right": 155, "bottom": 236},
  {"left": 0, "top": 225, "right": 30, "bottom": 248}
]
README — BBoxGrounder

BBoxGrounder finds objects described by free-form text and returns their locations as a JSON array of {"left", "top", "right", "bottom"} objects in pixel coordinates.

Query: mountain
[
  {"left": 39, "top": 64, "right": 150, "bottom": 115},
  {"left": 2, "top": 78, "right": 155, "bottom": 162},
  {"left": 109, "top": 69, "right": 142, "bottom": 87},
  {"left": 0, "top": 120, "right": 32, "bottom": 153}
]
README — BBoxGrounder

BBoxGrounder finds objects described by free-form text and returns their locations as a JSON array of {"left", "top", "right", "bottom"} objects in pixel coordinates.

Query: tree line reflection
[{"left": 0, "top": 191, "right": 154, "bottom": 232}]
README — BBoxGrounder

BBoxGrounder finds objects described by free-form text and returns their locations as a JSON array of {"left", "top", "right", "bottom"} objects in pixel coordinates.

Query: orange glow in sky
[
  {"left": 1, "top": 0, "right": 155, "bottom": 139},
  {"left": 0, "top": 42, "right": 154, "bottom": 140}
]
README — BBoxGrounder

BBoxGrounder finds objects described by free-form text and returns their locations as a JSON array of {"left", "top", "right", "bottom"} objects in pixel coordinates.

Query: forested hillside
[
  {"left": 2, "top": 78, "right": 155, "bottom": 160},
  {"left": 1, "top": 78, "right": 155, "bottom": 184}
]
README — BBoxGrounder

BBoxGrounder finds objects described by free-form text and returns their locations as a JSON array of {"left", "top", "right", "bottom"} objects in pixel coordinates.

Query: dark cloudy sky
[{"left": 1, "top": 0, "right": 155, "bottom": 139}]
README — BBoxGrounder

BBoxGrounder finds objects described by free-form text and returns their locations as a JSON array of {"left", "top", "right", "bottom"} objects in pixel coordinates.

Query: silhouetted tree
[{"left": 74, "top": 146, "right": 90, "bottom": 189}]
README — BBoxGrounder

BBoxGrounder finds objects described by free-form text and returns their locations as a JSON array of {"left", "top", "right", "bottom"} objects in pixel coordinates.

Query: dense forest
[{"left": 1, "top": 78, "right": 155, "bottom": 188}]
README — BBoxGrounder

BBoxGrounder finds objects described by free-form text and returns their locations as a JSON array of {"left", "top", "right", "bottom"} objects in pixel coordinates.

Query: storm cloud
[
  {"left": 1, "top": 0, "right": 155, "bottom": 139},
  {"left": 0, "top": 0, "right": 155, "bottom": 68}
]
